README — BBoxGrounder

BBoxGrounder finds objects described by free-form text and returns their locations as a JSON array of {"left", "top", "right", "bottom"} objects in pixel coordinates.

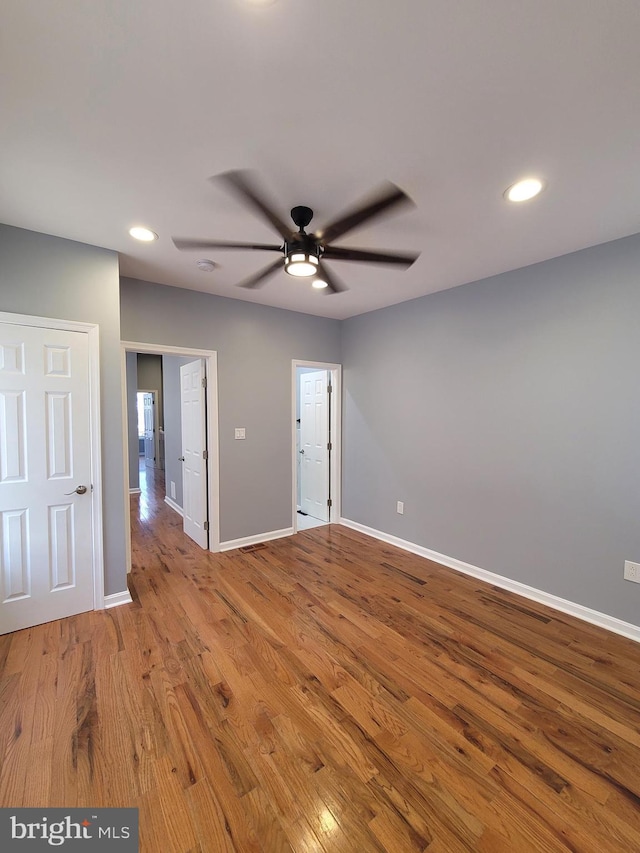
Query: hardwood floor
[{"left": 1, "top": 468, "right": 640, "bottom": 851}]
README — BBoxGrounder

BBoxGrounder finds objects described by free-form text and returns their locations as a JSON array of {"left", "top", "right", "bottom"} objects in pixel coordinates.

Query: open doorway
[
  {"left": 121, "top": 342, "right": 220, "bottom": 574},
  {"left": 292, "top": 360, "right": 342, "bottom": 532}
]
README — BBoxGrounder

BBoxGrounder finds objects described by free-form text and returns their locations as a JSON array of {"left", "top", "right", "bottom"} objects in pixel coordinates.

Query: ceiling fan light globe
[
  {"left": 312, "top": 279, "right": 328, "bottom": 289},
  {"left": 285, "top": 253, "right": 319, "bottom": 277}
]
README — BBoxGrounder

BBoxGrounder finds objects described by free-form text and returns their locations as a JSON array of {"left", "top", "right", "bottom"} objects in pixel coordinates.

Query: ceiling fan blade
[
  {"left": 214, "top": 170, "right": 292, "bottom": 240},
  {"left": 318, "top": 182, "right": 414, "bottom": 244},
  {"left": 237, "top": 258, "right": 283, "bottom": 289},
  {"left": 322, "top": 245, "right": 419, "bottom": 268},
  {"left": 316, "top": 261, "right": 347, "bottom": 294},
  {"left": 172, "top": 237, "right": 282, "bottom": 252}
]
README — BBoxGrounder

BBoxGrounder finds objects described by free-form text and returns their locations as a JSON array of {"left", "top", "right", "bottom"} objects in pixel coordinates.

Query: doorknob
[
  {"left": 65, "top": 485, "right": 88, "bottom": 495},
  {"left": 299, "top": 449, "right": 305, "bottom": 454},
  {"left": 178, "top": 456, "right": 185, "bottom": 462}
]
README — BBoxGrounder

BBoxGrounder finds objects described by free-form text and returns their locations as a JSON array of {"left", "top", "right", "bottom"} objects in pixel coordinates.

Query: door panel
[
  {"left": 299, "top": 370, "right": 329, "bottom": 522},
  {"left": 180, "top": 360, "right": 208, "bottom": 549},
  {"left": 47, "top": 391, "right": 73, "bottom": 478},
  {"left": 0, "top": 390, "right": 27, "bottom": 482},
  {"left": 1, "top": 508, "right": 29, "bottom": 600},
  {"left": 143, "top": 392, "right": 156, "bottom": 467},
  {"left": 48, "top": 503, "right": 75, "bottom": 589},
  {"left": 0, "top": 322, "right": 94, "bottom": 634}
]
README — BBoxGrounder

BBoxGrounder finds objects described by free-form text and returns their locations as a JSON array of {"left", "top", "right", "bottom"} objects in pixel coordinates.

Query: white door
[
  {"left": 299, "top": 370, "right": 329, "bottom": 522},
  {"left": 180, "top": 360, "right": 208, "bottom": 548},
  {"left": 143, "top": 391, "right": 156, "bottom": 467},
  {"left": 0, "top": 322, "right": 95, "bottom": 634}
]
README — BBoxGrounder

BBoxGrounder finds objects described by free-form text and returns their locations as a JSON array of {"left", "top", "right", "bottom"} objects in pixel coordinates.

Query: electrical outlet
[
  {"left": 624, "top": 561, "right": 640, "bottom": 583},
  {"left": 396, "top": 501, "right": 404, "bottom": 515}
]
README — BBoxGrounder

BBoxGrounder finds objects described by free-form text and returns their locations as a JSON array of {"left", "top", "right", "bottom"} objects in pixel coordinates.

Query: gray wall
[
  {"left": 120, "top": 278, "right": 341, "bottom": 541},
  {"left": 341, "top": 232, "right": 640, "bottom": 626},
  {"left": 0, "top": 224, "right": 127, "bottom": 597},
  {"left": 162, "top": 354, "right": 193, "bottom": 508},
  {"left": 126, "top": 352, "right": 139, "bottom": 490}
]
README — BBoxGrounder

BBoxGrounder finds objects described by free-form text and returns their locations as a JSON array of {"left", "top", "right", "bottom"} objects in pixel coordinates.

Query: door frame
[
  {"left": 291, "top": 360, "right": 342, "bottom": 530},
  {"left": 121, "top": 341, "right": 220, "bottom": 572},
  {"left": 0, "top": 310, "right": 105, "bottom": 609}
]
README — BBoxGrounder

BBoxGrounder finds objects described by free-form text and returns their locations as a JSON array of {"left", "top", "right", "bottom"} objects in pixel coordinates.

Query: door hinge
[
  {"left": 327, "top": 383, "right": 333, "bottom": 394},
  {"left": 202, "top": 376, "right": 207, "bottom": 388},
  {"left": 202, "top": 449, "right": 209, "bottom": 460},
  {"left": 327, "top": 498, "right": 332, "bottom": 507},
  {"left": 204, "top": 521, "right": 210, "bottom": 531},
  {"left": 327, "top": 442, "right": 332, "bottom": 451}
]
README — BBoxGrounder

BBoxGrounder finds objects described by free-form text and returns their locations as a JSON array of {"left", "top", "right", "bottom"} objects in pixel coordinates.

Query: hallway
[
  {"left": 130, "top": 454, "right": 195, "bottom": 569},
  {"left": 134, "top": 455, "right": 168, "bottom": 522}
]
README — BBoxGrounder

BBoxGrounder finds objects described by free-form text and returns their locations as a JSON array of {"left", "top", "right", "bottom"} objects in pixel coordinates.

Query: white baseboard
[
  {"left": 219, "top": 527, "right": 294, "bottom": 552},
  {"left": 164, "top": 495, "right": 183, "bottom": 516},
  {"left": 103, "top": 589, "right": 133, "bottom": 609},
  {"left": 339, "top": 517, "right": 640, "bottom": 644},
  {"left": 129, "top": 487, "right": 141, "bottom": 495}
]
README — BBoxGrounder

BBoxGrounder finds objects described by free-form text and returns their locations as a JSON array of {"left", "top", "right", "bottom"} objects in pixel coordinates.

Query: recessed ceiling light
[
  {"left": 245, "top": 0, "right": 278, "bottom": 6},
  {"left": 312, "top": 279, "right": 328, "bottom": 290},
  {"left": 504, "top": 178, "right": 544, "bottom": 203},
  {"left": 129, "top": 226, "right": 158, "bottom": 242}
]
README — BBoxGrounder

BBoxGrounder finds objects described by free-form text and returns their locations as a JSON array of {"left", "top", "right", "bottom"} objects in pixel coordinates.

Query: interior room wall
[
  {"left": 0, "top": 224, "right": 127, "bottom": 598},
  {"left": 125, "top": 351, "right": 139, "bottom": 489},
  {"left": 341, "top": 232, "right": 640, "bottom": 627},
  {"left": 120, "top": 277, "right": 341, "bottom": 542},
  {"left": 162, "top": 354, "right": 194, "bottom": 509}
]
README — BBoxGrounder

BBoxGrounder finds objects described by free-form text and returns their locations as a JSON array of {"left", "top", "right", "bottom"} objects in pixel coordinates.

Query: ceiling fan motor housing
[{"left": 290, "top": 205, "right": 314, "bottom": 230}]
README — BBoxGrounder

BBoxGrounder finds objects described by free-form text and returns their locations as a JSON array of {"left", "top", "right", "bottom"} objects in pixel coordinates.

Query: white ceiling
[{"left": 1, "top": 0, "right": 639, "bottom": 320}]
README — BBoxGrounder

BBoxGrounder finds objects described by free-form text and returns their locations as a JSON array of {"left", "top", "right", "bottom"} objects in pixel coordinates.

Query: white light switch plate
[{"left": 235, "top": 428, "right": 246, "bottom": 440}]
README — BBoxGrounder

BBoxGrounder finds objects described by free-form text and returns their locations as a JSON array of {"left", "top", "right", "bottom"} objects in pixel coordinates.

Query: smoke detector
[{"left": 196, "top": 259, "right": 217, "bottom": 272}]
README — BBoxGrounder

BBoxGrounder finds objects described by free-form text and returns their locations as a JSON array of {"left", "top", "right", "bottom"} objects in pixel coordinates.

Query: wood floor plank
[{"left": 1, "top": 462, "right": 639, "bottom": 851}]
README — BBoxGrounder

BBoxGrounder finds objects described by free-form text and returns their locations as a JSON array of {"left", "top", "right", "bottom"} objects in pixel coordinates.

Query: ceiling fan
[{"left": 172, "top": 170, "right": 420, "bottom": 294}]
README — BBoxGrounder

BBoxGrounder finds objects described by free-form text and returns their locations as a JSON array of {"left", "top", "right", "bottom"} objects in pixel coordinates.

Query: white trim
[
  {"left": 164, "top": 495, "right": 183, "bottom": 516},
  {"left": 292, "top": 360, "right": 342, "bottom": 532},
  {"left": 121, "top": 341, "right": 217, "bottom": 358},
  {"left": 0, "top": 311, "right": 105, "bottom": 611},
  {"left": 104, "top": 589, "right": 133, "bottom": 609},
  {"left": 121, "top": 341, "right": 220, "bottom": 565},
  {"left": 219, "top": 527, "right": 293, "bottom": 552},
  {"left": 0, "top": 312, "right": 100, "bottom": 334},
  {"left": 121, "top": 347, "right": 134, "bottom": 573},
  {"left": 87, "top": 324, "right": 105, "bottom": 609},
  {"left": 129, "top": 488, "right": 141, "bottom": 495},
  {"left": 339, "top": 518, "right": 640, "bottom": 644}
]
